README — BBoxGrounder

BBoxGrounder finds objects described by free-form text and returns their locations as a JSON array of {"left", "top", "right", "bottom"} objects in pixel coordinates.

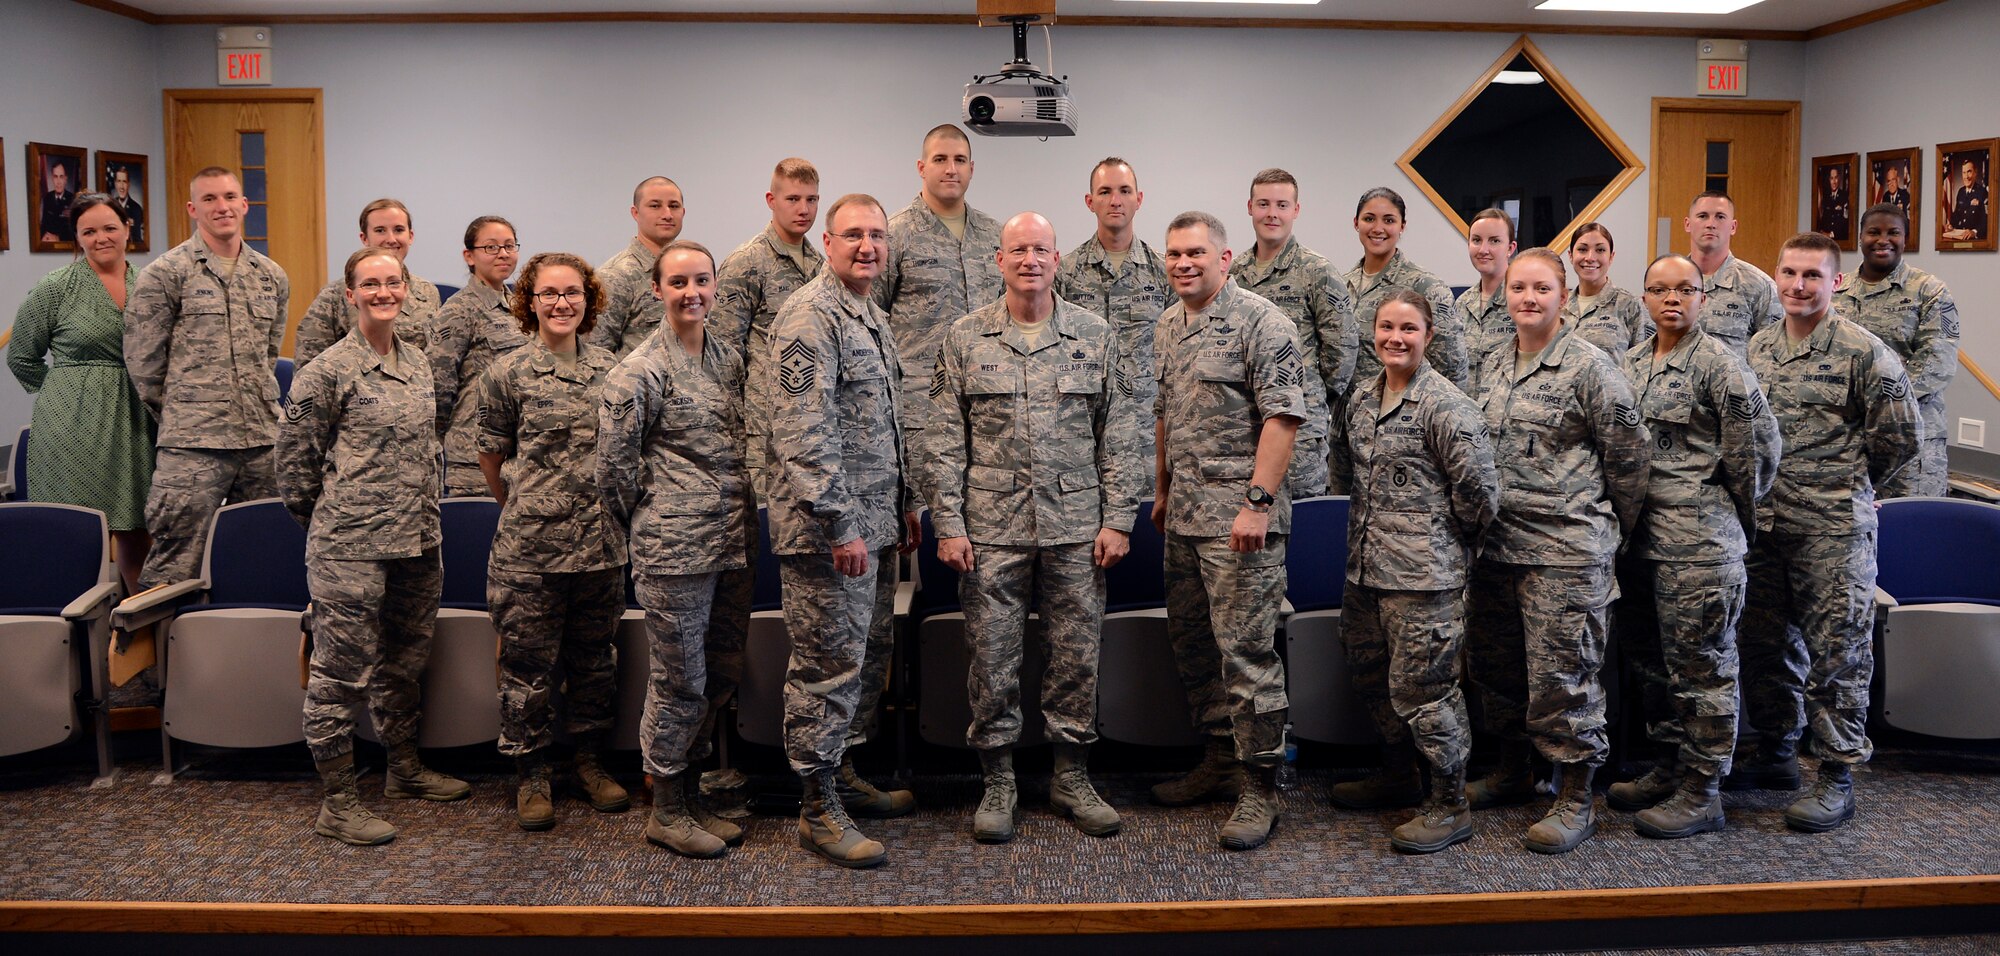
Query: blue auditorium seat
[
  {"left": 435, "top": 282, "right": 461, "bottom": 304},
  {"left": 400, "top": 497, "right": 501, "bottom": 748},
  {"left": 1281, "top": 496, "right": 1377, "bottom": 745},
  {"left": 0, "top": 503, "right": 118, "bottom": 779},
  {"left": 1874, "top": 497, "right": 2000, "bottom": 739},
  {"left": 733, "top": 507, "right": 792, "bottom": 747},
  {"left": 274, "top": 358, "right": 294, "bottom": 406}
]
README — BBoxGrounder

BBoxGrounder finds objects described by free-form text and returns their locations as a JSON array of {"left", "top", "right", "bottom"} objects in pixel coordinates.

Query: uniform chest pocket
[
  {"left": 346, "top": 398, "right": 403, "bottom": 429},
  {"left": 842, "top": 350, "right": 888, "bottom": 384},
  {"left": 523, "top": 399, "right": 587, "bottom": 433},
  {"left": 487, "top": 323, "right": 529, "bottom": 352},
  {"left": 1644, "top": 397, "right": 1694, "bottom": 426},
  {"left": 1508, "top": 399, "right": 1568, "bottom": 430},
  {"left": 1194, "top": 354, "right": 1246, "bottom": 384},
  {"left": 1057, "top": 369, "right": 1103, "bottom": 395},
  {"left": 966, "top": 368, "right": 1021, "bottom": 396},
  {"left": 654, "top": 397, "right": 713, "bottom": 431},
  {"left": 1797, "top": 381, "right": 1849, "bottom": 407}
]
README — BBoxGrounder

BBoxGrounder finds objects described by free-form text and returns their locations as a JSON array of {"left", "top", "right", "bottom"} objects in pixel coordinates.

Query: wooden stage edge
[{"left": 4, "top": 875, "right": 1996, "bottom": 938}]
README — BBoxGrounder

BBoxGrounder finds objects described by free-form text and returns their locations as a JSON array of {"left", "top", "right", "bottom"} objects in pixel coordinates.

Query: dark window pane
[
  {"left": 249, "top": 239, "right": 269, "bottom": 256},
  {"left": 1706, "top": 142, "right": 1730, "bottom": 176},
  {"left": 240, "top": 132, "right": 265, "bottom": 167},
  {"left": 245, "top": 203, "right": 268, "bottom": 237},
  {"left": 242, "top": 168, "right": 267, "bottom": 202},
  {"left": 1706, "top": 175, "right": 1730, "bottom": 195}
]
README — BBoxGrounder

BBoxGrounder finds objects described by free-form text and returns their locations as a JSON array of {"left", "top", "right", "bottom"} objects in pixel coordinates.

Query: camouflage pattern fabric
[
  {"left": 634, "top": 567, "right": 750, "bottom": 779},
  {"left": 1340, "top": 583, "right": 1471, "bottom": 774},
  {"left": 293, "top": 276, "right": 439, "bottom": 371},
  {"left": 302, "top": 547, "right": 441, "bottom": 761},
  {"left": 430, "top": 280, "right": 528, "bottom": 496},
  {"left": 1466, "top": 557, "right": 1615, "bottom": 767},
  {"left": 124, "top": 233, "right": 289, "bottom": 450},
  {"left": 1739, "top": 529, "right": 1879, "bottom": 765},
  {"left": 490, "top": 565, "right": 624, "bottom": 757},
  {"left": 872, "top": 195, "right": 1002, "bottom": 460},
  {"left": 1617, "top": 558, "right": 1745, "bottom": 777},
  {"left": 711, "top": 224, "right": 824, "bottom": 499},
  {"left": 1564, "top": 283, "right": 1655, "bottom": 362},
  {"left": 1833, "top": 260, "right": 1959, "bottom": 497},
  {"left": 592, "top": 238, "right": 665, "bottom": 359},
  {"left": 1230, "top": 237, "right": 1359, "bottom": 498},
  {"left": 1164, "top": 532, "right": 1289, "bottom": 763},
  {"left": 1053, "top": 234, "right": 1170, "bottom": 465},
  {"left": 1457, "top": 283, "right": 1510, "bottom": 395},
  {"left": 960, "top": 541, "right": 1102, "bottom": 749},
  {"left": 477, "top": 340, "right": 625, "bottom": 573},
  {"left": 1343, "top": 249, "right": 1469, "bottom": 390},
  {"left": 1696, "top": 255, "right": 1780, "bottom": 362},
  {"left": 778, "top": 549, "right": 898, "bottom": 774},
  {"left": 138, "top": 446, "right": 275, "bottom": 588}
]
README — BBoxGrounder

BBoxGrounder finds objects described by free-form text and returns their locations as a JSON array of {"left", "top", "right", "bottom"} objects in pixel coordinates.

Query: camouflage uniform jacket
[
  {"left": 1746, "top": 316, "right": 1922, "bottom": 536},
  {"left": 1153, "top": 279, "right": 1309, "bottom": 537},
  {"left": 1697, "top": 255, "right": 1780, "bottom": 361},
  {"left": 925, "top": 296, "right": 1145, "bottom": 546},
  {"left": 1833, "top": 261, "right": 1959, "bottom": 410},
  {"left": 766, "top": 273, "right": 913, "bottom": 555},
  {"left": 478, "top": 340, "right": 626, "bottom": 574},
  {"left": 277, "top": 328, "right": 441, "bottom": 560},
  {"left": 598, "top": 330, "right": 751, "bottom": 577},
  {"left": 1230, "top": 236, "right": 1358, "bottom": 444},
  {"left": 592, "top": 238, "right": 664, "bottom": 359},
  {"left": 293, "top": 275, "right": 440, "bottom": 371},
  {"left": 1053, "top": 234, "right": 1170, "bottom": 417},
  {"left": 1458, "top": 282, "right": 1511, "bottom": 385},
  {"left": 429, "top": 279, "right": 529, "bottom": 472},
  {"left": 712, "top": 223, "right": 825, "bottom": 401},
  {"left": 1473, "top": 322, "right": 1649, "bottom": 567},
  {"left": 1565, "top": 283, "right": 1655, "bottom": 360},
  {"left": 1336, "top": 363, "right": 1498, "bottom": 591},
  {"left": 124, "top": 234, "right": 290, "bottom": 449},
  {"left": 1345, "top": 249, "right": 1470, "bottom": 390},
  {"left": 873, "top": 195, "right": 1002, "bottom": 390},
  {"left": 1622, "top": 327, "right": 1781, "bottom": 564}
]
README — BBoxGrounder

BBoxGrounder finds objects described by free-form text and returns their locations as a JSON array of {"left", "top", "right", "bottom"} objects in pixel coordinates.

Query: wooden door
[
  {"left": 1649, "top": 98, "right": 1800, "bottom": 276},
  {"left": 164, "top": 89, "right": 325, "bottom": 357}
]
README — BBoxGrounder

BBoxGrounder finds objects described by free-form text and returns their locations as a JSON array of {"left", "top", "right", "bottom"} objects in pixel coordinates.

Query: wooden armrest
[{"left": 111, "top": 578, "right": 207, "bottom": 632}]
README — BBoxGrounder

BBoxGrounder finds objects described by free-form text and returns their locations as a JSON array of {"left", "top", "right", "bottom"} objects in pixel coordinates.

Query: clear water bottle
[{"left": 1275, "top": 723, "right": 1299, "bottom": 791}]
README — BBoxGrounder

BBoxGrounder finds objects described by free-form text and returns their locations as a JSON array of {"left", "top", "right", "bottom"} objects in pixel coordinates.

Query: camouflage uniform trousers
[
  {"left": 302, "top": 548, "right": 442, "bottom": 761},
  {"left": 140, "top": 446, "right": 276, "bottom": 589},
  {"left": 443, "top": 463, "right": 490, "bottom": 499},
  {"left": 636, "top": 564, "right": 752, "bottom": 779},
  {"left": 1616, "top": 558, "right": 1745, "bottom": 777},
  {"left": 1165, "top": 532, "right": 1290, "bottom": 763},
  {"left": 1878, "top": 395, "right": 1947, "bottom": 498},
  {"left": 779, "top": 548, "right": 897, "bottom": 774},
  {"left": 1467, "top": 558, "right": 1615, "bottom": 767},
  {"left": 1738, "top": 529, "right": 1877, "bottom": 765},
  {"left": 489, "top": 566, "right": 625, "bottom": 758},
  {"left": 1286, "top": 434, "right": 1330, "bottom": 500},
  {"left": 1341, "top": 583, "right": 1471, "bottom": 775},
  {"left": 959, "top": 541, "right": 1102, "bottom": 750}
]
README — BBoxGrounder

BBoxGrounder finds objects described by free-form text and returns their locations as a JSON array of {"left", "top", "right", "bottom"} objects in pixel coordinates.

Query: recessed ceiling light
[
  {"left": 1535, "top": 1, "right": 1765, "bottom": 13},
  {"left": 1491, "top": 70, "right": 1546, "bottom": 85}
]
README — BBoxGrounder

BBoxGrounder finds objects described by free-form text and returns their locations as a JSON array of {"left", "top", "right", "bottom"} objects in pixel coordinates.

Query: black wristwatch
[{"left": 1245, "top": 484, "right": 1274, "bottom": 513}]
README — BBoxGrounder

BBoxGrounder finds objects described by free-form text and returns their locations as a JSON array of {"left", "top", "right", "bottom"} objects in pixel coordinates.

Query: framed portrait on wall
[
  {"left": 1866, "top": 146, "right": 1922, "bottom": 253},
  {"left": 1811, "top": 153, "right": 1860, "bottom": 250},
  {"left": 1936, "top": 138, "right": 1996, "bottom": 252},
  {"left": 26, "top": 141, "right": 86, "bottom": 254},
  {"left": 95, "top": 150, "right": 149, "bottom": 253}
]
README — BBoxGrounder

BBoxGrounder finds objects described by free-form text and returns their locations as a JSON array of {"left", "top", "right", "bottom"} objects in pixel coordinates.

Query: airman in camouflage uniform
[
  {"left": 927, "top": 211, "right": 1145, "bottom": 843},
  {"left": 1833, "top": 204, "right": 1959, "bottom": 498},
  {"left": 431, "top": 278, "right": 529, "bottom": 496},
  {"left": 124, "top": 169, "right": 289, "bottom": 591},
  {"left": 1611, "top": 254, "right": 1780, "bottom": 839},
  {"left": 874, "top": 126, "right": 1003, "bottom": 476},
  {"left": 598, "top": 248, "right": 755, "bottom": 856},
  {"left": 1231, "top": 235, "right": 1356, "bottom": 500},
  {"left": 279, "top": 248, "right": 465, "bottom": 846},
  {"left": 293, "top": 199, "right": 440, "bottom": 371},
  {"left": 1344, "top": 250, "right": 1469, "bottom": 492},
  {"left": 592, "top": 176, "right": 686, "bottom": 359},
  {"left": 1331, "top": 290, "right": 1499, "bottom": 853},
  {"left": 1151, "top": 213, "right": 1305, "bottom": 852},
  {"left": 1566, "top": 284, "right": 1655, "bottom": 361},
  {"left": 713, "top": 200, "right": 825, "bottom": 499},
  {"left": 1465, "top": 251, "right": 1649, "bottom": 854},
  {"left": 767, "top": 195, "right": 918, "bottom": 868},
  {"left": 1741, "top": 235, "right": 1922, "bottom": 833},
  {"left": 1053, "top": 158, "right": 1171, "bottom": 468},
  {"left": 1457, "top": 283, "right": 1510, "bottom": 389},
  {"left": 1685, "top": 193, "right": 1780, "bottom": 362},
  {"left": 479, "top": 302, "right": 629, "bottom": 830}
]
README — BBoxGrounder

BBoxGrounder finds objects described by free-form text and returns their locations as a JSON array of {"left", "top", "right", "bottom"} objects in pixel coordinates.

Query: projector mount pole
[{"left": 1001, "top": 15, "right": 1034, "bottom": 75}]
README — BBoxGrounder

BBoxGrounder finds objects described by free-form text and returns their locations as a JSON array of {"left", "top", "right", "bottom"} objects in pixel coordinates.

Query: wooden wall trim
[
  {"left": 2, "top": 876, "right": 1995, "bottom": 938},
  {"left": 65, "top": 0, "right": 160, "bottom": 24},
  {"left": 1806, "top": 0, "right": 1950, "bottom": 39}
]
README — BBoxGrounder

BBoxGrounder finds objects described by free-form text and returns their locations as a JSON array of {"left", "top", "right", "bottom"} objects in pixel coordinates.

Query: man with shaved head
[
  {"left": 594, "top": 175, "right": 687, "bottom": 358},
  {"left": 925, "top": 211, "right": 1145, "bottom": 845}
]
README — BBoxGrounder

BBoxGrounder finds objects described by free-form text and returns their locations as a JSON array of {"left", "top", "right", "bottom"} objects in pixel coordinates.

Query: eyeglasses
[
  {"left": 355, "top": 278, "right": 406, "bottom": 293},
  {"left": 471, "top": 242, "right": 519, "bottom": 255},
  {"left": 1643, "top": 285, "right": 1701, "bottom": 298},
  {"left": 532, "top": 290, "right": 585, "bottom": 305},
  {"left": 831, "top": 230, "right": 889, "bottom": 245}
]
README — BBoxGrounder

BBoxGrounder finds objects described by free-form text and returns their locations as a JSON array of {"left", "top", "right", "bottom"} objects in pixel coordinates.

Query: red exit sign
[
  {"left": 1699, "top": 60, "right": 1747, "bottom": 97},
  {"left": 217, "top": 48, "right": 272, "bottom": 86}
]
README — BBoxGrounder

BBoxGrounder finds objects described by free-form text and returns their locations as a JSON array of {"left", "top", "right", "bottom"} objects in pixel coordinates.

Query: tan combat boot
[
  {"left": 645, "top": 773, "right": 725, "bottom": 858},
  {"left": 1635, "top": 769, "right": 1725, "bottom": 839},
  {"left": 1150, "top": 735, "right": 1242, "bottom": 807},
  {"left": 1466, "top": 738, "right": 1538, "bottom": 810},
  {"left": 1523, "top": 762, "right": 1598, "bottom": 854},
  {"left": 683, "top": 771, "right": 744, "bottom": 846},
  {"left": 384, "top": 742, "right": 471, "bottom": 801},
  {"left": 801, "top": 767, "right": 888, "bottom": 868},
  {"left": 1390, "top": 765, "right": 1473, "bottom": 854},
  {"left": 314, "top": 753, "right": 396, "bottom": 846},
  {"left": 1050, "top": 743, "right": 1120, "bottom": 837},
  {"left": 516, "top": 753, "right": 555, "bottom": 832},
  {"left": 572, "top": 735, "right": 630, "bottom": 813},
  {"left": 1607, "top": 761, "right": 1681, "bottom": 813},
  {"left": 1219, "top": 764, "right": 1280, "bottom": 851},
  {"left": 837, "top": 754, "right": 915, "bottom": 818},
  {"left": 972, "top": 748, "right": 1018, "bottom": 844}
]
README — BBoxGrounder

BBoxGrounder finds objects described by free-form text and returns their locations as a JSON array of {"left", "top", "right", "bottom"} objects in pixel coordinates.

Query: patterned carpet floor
[{"left": 2, "top": 745, "right": 1996, "bottom": 910}]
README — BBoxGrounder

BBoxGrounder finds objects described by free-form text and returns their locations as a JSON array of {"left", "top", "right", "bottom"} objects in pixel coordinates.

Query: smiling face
[
  {"left": 1775, "top": 246, "right": 1839, "bottom": 324},
  {"left": 1859, "top": 210, "right": 1906, "bottom": 275},
  {"left": 1353, "top": 197, "right": 1404, "bottom": 260},
  {"left": 187, "top": 172, "right": 247, "bottom": 245},
  {"left": 1642, "top": 256, "right": 1704, "bottom": 337},
  {"left": 1086, "top": 162, "right": 1142, "bottom": 236},
  {"left": 362, "top": 207, "right": 414, "bottom": 261},
  {"left": 653, "top": 248, "right": 716, "bottom": 333},
  {"left": 1164, "top": 222, "right": 1232, "bottom": 308},
  {"left": 75, "top": 203, "right": 129, "bottom": 269},
  {"left": 997, "top": 214, "right": 1058, "bottom": 301},
  {"left": 1248, "top": 182, "right": 1299, "bottom": 247},
  {"left": 462, "top": 221, "right": 518, "bottom": 288},
  {"left": 1374, "top": 299, "right": 1433, "bottom": 379},
  {"left": 345, "top": 253, "right": 407, "bottom": 329},
  {"left": 824, "top": 200, "right": 888, "bottom": 293},
  {"left": 1467, "top": 216, "right": 1514, "bottom": 280},
  {"left": 1506, "top": 255, "right": 1567, "bottom": 340},
  {"left": 532, "top": 263, "right": 587, "bottom": 342},
  {"left": 1569, "top": 229, "right": 1613, "bottom": 289}
]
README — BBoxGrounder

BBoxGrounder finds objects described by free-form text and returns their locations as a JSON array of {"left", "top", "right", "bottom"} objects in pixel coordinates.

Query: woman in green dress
[{"left": 8, "top": 193, "right": 155, "bottom": 591}]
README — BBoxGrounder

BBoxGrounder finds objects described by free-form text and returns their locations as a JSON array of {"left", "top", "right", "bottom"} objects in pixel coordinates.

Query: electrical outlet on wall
[{"left": 1961, "top": 418, "right": 1987, "bottom": 449}]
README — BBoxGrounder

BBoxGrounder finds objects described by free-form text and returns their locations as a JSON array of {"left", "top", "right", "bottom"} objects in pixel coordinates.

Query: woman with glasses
[
  {"left": 1462, "top": 248, "right": 1649, "bottom": 855},
  {"left": 1455, "top": 207, "right": 1516, "bottom": 391},
  {"left": 597, "top": 240, "right": 755, "bottom": 859},
  {"left": 8, "top": 193, "right": 155, "bottom": 593},
  {"left": 1563, "top": 222, "right": 1654, "bottom": 359},
  {"left": 1331, "top": 288, "right": 1499, "bottom": 854},
  {"left": 474, "top": 252, "right": 630, "bottom": 832},
  {"left": 280, "top": 246, "right": 467, "bottom": 847},
  {"left": 429, "top": 216, "right": 524, "bottom": 497}
]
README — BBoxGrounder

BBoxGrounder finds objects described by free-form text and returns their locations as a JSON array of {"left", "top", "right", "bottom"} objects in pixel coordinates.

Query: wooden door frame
[
  {"left": 1647, "top": 97, "right": 1801, "bottom": 263},
  {"left": 161, "top": 87, "right": 325, "bottom": 270}
]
